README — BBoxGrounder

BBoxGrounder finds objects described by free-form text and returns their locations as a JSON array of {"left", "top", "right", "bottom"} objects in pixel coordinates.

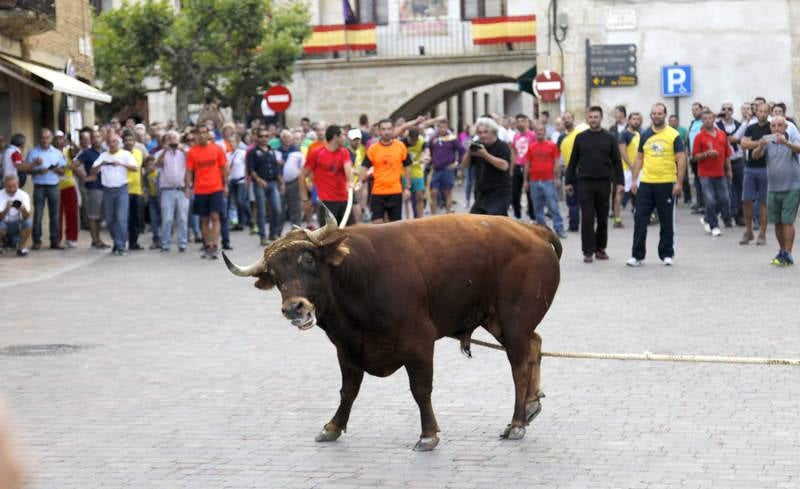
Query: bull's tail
[{"left": 528, "top": 223, "right": 563, "bottom": 260}]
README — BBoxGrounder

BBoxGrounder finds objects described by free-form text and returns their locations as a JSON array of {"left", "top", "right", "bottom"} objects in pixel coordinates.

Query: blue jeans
[
  {"left": 220, "top": 194, "right": 230, "bottom": 246},
  {"left": 529, "top": 180, "right": 564, "bottom": 234},
  {"left": 189, "top": 193, "right": 201, "bottom": 240},
  {"left": 566, "top": 180, "right": 580, "bottom": 231},
  {"left": 254, "top": 181, "right": 282, "bottom": 239},
  {"left": 147, "top": 194, "right": 161, "bottom": 243},
  {"left": 228, "top": 180, "right": 251, "bottom": 227},
  {"left": 103, "top": 185, "right": 129, "bottom": 250},
  {"left": 160, "top": 189, "right": 189, "bottom": 249},
  {"left": 464, "top": 165, "right": 476, "bottom": 203},
  {"left": 33, "top": 184, "right": 60, "bottom": 244},
  {"left": 700, "top": 176, "right": 731, "bottom": 229}
]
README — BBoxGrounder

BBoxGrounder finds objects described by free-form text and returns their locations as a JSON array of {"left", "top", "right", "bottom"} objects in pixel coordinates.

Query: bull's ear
[
  {"left": 320, "top": 234, "right": 350, "bottom": 266},
  {"left": 254, "top": 273, "right": 274, "bottom": 290}
]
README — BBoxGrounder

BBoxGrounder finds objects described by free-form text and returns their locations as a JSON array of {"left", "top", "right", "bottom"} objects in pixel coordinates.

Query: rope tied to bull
[{"left": 467, "top": 339, "right": 800, "bottom": 366}]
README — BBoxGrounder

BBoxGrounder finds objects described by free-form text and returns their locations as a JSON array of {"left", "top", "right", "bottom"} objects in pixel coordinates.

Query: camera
[
  {"left": 12, "top": 200, "right": 22, "bottom": 209},
  {"left": 469, "top": 142, "right": 483, "bottom": 153}
]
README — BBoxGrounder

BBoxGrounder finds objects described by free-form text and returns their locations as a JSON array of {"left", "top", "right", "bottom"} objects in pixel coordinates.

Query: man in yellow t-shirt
[
  {"left": 614, "top": 112, "right": 642, "bottom": 227},
  {"left": 627, "top": 103, "right": 687, "bottom": 267},
  {"left": 122, "top": 130, "right": 145, "bottom": 250},
  {"left": 557, "top": 111, "right": 588, "bottom": 231},
  {"left": 401, "top": 127, "right": 428, "bottom": 218}
]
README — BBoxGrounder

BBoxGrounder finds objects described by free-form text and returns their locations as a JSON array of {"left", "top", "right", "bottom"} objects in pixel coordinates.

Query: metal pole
[{"left": 585, "top": 38, "right": 591, "bottom": 108}]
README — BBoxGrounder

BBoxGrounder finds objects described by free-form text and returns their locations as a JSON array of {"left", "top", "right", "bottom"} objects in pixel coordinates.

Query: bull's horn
[
  {"left": 222, "top": 252, "right": 266, "bottom": 277},
  {"left": 305, "top": 204, "right": 338, "bottom": 245}
]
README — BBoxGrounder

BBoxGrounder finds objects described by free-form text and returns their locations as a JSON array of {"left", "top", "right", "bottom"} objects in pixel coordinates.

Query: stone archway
[{"left": 390, "top": 74, "right": 517, "bottom": 120}]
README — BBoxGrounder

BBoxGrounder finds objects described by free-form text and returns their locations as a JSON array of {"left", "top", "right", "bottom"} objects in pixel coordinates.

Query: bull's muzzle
[{"left": 281, "top": 297, "right": 316, "bottom": 331}]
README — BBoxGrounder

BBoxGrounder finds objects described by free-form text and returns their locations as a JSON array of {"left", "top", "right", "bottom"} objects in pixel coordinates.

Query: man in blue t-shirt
[
  {"left": 75, "top": 129, "right": 109, "bottom": 248},
  {"left": 25, "top": 128, "right": 66, "bottom": 249}
]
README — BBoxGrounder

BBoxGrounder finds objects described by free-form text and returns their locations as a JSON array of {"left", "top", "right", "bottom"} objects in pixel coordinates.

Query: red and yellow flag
[
  {"left": 303, "top": 24, "right": 377, "bottom": 53},
  {"left": 471, "top": 15, "right": 536, "bottom": 45}
]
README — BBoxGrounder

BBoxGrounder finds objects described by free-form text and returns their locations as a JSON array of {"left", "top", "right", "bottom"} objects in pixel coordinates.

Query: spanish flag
[
  {"left": 471, "top": 15, "right": 536, "bottom": 45},
  {"left": 303, "top": 24, "right": 377, "bottom": 53}
]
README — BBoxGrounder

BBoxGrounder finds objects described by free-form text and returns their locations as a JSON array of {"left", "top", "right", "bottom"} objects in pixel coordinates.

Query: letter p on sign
[{"left": 661, "top": 65, "right": 692, "bottom": 97}]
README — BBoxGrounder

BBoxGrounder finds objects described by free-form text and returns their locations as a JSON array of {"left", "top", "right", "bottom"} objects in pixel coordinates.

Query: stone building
[
  {"left": 288, "top": 0, "right": 800, "bottom": 128},
  {"left": 0, "top": 0, "right": 110, "bottom": 146}
]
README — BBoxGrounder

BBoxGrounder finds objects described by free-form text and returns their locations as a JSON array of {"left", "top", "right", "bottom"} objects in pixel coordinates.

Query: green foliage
[{"left": 93, "top": 0, "right": 311, "bottom": 117}]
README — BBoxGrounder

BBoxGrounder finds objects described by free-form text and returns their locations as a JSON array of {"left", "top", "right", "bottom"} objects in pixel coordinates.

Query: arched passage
[{"left": 390, "top": 74, "right": 517, "bottom": 121}]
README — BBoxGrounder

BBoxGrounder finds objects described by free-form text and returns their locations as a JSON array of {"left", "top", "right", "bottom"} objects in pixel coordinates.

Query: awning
[
  {"left": 0, "top": 54, "right": 112, "bottom": 103},
  {"left": 517, "top": 65, "right": 536, "bottom": 95}
]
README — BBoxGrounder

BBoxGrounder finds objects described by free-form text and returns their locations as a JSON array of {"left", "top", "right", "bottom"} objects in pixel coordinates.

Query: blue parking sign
[{"left": 661, "top": 65, "right": 692, "bottom": 97}]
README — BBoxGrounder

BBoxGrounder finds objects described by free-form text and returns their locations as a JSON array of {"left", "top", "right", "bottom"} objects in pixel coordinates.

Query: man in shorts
[
  {"left": 360, "top": 119, "right": 411, "bottom": 223},
  {"left": 428, "top": 119, "right": 465, "bottom": 215},
  {"left": 75, "top": 129, "right": 108, "bottom": 248},
  {"left": 751, "top": 116, "right": 800, "bottom": 266},
  {"left": 401, "top": 127, "right": 428, "bottom": 218},
  {"left": 185, "top": 126, "right": 228, "bottom": 259}
]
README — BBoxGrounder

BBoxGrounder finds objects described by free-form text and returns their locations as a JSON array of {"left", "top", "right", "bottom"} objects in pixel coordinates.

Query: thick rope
[{"left": 467, "top": 339, "right": 800, "bottom": 366}]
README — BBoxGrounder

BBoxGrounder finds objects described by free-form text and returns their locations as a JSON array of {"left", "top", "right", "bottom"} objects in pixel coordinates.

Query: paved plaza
[{"left": 1, "top": 204, "right": 799, "bottom": 489}]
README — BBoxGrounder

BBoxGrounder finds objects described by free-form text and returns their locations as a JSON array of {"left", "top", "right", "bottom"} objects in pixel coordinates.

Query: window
[
  {"left": 355, "top": 0, "right": 388, "bottom": 25},
  {"left": 461, "top": 0, "right": 506, "bottom": 19}
]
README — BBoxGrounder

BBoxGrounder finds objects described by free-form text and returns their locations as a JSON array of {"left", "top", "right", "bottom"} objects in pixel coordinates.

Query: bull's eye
[{"left": 303, "top": 253, "right": 314, "bottom": 265}]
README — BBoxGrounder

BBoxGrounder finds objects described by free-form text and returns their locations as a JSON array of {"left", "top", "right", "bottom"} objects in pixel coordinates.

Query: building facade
[{"left": 1, "top": 0, "right": 109, "bottom": 147}]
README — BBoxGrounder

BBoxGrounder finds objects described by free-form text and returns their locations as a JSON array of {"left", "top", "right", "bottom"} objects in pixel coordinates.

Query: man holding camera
[
  {"left": 462, "top": 117, "right": 512, "bottom": 216},
  {"left": 0, "top": 174, "right": 32, "bottom": 256},
  {"left": 24, "top": 128, "right": 66, "bottom": 250}
]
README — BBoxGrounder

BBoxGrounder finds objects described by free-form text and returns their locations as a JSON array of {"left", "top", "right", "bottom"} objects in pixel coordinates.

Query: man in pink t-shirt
[{"left": 512, "top": 114, "right": 537, "bottom": 220}]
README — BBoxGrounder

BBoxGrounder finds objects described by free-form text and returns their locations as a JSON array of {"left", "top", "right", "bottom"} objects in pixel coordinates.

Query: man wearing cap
[{"left": 25, "top": 128, "right": 66, "bottom": 250}]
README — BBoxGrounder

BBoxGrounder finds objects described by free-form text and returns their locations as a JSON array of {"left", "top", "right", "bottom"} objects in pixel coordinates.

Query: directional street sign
[{"left": 587, "top": 43, "right": 638, "bottom": 87}]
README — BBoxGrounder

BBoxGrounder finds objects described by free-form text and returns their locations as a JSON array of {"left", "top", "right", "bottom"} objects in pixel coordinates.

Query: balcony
[
  {"left": 302, "top": 16, "right": 536, "bottom": 61},
  {"left": 0, "top": 0, "right": 56, "bottom": 39}
]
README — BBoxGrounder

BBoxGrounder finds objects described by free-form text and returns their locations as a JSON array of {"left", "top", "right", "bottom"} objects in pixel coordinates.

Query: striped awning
[
  {"left": 303, "top": 23, "right": 377, "bottom": 53},
  {"left": 471, "top": 15, "right": 536, "bottom": 45}
]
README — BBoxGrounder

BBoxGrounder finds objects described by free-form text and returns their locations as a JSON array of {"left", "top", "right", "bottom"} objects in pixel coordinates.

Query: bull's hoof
[
  {"left": 525, "top": 400, "right": 542, "bottom": 424},
  {"left": 413, "top": 436, "right": 440, "bottom": 451},
  {"left": 314, "top": 428, "right": 342, "bottom": 443},
  {"left": 500, "top": 424, "right": 526, "bottom": 440}
]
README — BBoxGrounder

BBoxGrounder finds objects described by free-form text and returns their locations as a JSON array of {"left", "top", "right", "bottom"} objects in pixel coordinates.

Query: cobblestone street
[{"left": 2, "top": 205, "right": 799, "bottom": 489}]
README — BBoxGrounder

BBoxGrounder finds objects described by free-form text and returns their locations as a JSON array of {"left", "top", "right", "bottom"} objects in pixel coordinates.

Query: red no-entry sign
[
  {"left": 532, "top": 70, "right": 564, "bottom": 102},
  {"left": 264, "top": 85, "right": 292, "bottom": 112}
]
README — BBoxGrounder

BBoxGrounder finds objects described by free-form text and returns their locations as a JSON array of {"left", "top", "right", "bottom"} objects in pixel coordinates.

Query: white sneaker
[
  {"left": 66, "top": 240, "right": 78, "bottom": 248},
  {"left": 700, "top": 217, "right": 711, "bottom": 234},
  {"left": 662, "top": 257, "right": 673, "bottom": 266},
  {"left": 626, "top": 257, "right": 643, "bottom": 267},
  {"left": 711, "top": 228, "right": 722, "bottom": 237}
]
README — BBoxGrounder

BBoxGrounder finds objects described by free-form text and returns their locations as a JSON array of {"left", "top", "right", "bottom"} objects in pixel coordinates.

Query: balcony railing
[
  {"left": 0, "top": 0, "right": 57, "bottom": 38},
  {"left": 302, "top": 16, "right": 536, "bottom": 61}
]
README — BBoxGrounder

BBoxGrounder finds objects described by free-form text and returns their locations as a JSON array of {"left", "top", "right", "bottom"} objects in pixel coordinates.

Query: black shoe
[
  {"left": 231, "top": 225, "right": 244, "bottom": 231},
  {"left": 222, "top": 242, "right": 233, "bottom": 251},
  {"left": 129, "top": 243, "right": 144, "bottom": 250}
]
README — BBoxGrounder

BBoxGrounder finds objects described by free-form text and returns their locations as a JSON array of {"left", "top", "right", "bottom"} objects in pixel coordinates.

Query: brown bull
[{"left": 224, "top": 208, "right": 561, "bottom": 451}]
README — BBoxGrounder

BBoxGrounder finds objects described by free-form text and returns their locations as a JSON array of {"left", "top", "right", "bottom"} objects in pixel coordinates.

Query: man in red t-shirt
[
  {"left": 185, "top": 126, "right": 229, "bottom": 258},
  {"left": 692, "top": 109, "right": 733, "bottom": 236},
  {"left": 523, "top": 121, "right": 565, "bottom": 238},
  {"left": 301, "top": 124, "right": 354, "bottom": 226}
]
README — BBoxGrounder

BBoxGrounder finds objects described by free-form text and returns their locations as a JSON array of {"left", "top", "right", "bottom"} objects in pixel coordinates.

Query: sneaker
[
  {"left": 771, "top": 253, "right": 787, "bottom": 267},
  {"left": 222, "top": 242, "right": 233, "bottom": 251},
  {"left": 626, "top": 257, "right": 643, "bottom": 267},
  {"left": 249, "top": 226, "right": 258, "bottom": 235},
  {"left": 613, "top": 220, "right": 624, "bottom": 229},
  {"left": 16, "top": 248, "right": 29, "bottom": 257},
  {"left": 260, "top": 236, "right": 269, "bottom": 246},
  {"left": 115, "top": 249, "right": 127, "bottom": 256},
  {"left": 701, "top": 218, "right": 711, "bottom": 234},
  {"left": 161, "top": 247, "right": 170, "bottom": 252},
  {"left": 201, "top": 247, "right": 209, "bottom": 259},
  {"left": 557, "top": 232, "right": 567, "bottom": 240},
  {"left": 65, "top": 240, "right": 78, "bottom": 249},
  {"left": 784, "top": 251, "right": 795, "bottom": 265},
  {"left": 209, "top": 247, "right": 219, "bottom": 260},
  {"left": 724, "top": 220, "right": 734, "bottom": 228},
  {"left": 711, "top": 227, "right": 722, "bottom": 237},
  {"left": 179, "top": 246, "right": 187, "bottom": 253},
  {"left": 129, "top": 243, "right": 144, "bottom": 251},
  {"left": 662, "top": 257, "right": 673, "bottom": 266}
]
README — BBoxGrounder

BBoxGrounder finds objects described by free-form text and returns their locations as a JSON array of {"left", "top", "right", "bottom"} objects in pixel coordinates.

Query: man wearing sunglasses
[{"left": 717, "top": 103, "right": 745, "bottom": 226}]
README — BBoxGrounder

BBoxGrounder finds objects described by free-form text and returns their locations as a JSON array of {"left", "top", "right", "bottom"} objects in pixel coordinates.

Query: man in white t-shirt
[
  {"left": 90, "top": 132, "right": 138, "bottom": 255},
  {"left": 0, "top": 174, "right": 32, "bottom": 256}
]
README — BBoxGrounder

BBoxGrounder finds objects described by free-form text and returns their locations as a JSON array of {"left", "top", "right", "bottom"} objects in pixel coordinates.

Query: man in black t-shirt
[
  {"left": 462, "top": 117, "right": 511, "bottom": 215},
  {"left": 740, "top": 102, "right": 771, "bottom": 245}
]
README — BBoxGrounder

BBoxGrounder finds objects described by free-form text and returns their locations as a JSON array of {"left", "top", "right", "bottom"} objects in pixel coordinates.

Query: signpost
[
  {"left": 264, "top": 85, "right": 292, "bottom": 113},
  {"left": 585, "top": 40, "right": 637, "bottom": 105},
  {"left": 532, "top": 70, "right": 565, "bottom": 102},
  {"left": 661, "top": 64, "right": 693, "bottom": 122}
]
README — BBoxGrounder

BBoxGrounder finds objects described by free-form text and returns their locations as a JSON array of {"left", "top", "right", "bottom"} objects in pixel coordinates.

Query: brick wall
[{"left": 25, "top": 0, "right": 95, "bottom": 79}]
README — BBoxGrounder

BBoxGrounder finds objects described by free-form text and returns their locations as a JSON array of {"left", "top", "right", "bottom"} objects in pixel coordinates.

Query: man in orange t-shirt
[
  {"left": 360, "top": 119, "right": 411, "bottom": 223},
  {"left": 185, "top": 126, "right": 229, "bottom": 259}
]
